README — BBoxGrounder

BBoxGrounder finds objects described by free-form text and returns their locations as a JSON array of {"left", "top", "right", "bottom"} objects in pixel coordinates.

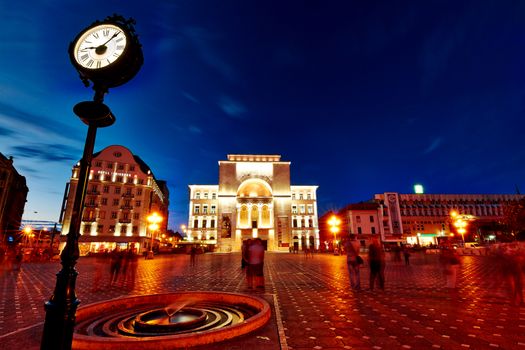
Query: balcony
[
  {"left": 119, "top": 218, "right": 132, "bottom": 223},
  {"left": 85, "top": 203, "right": 98, "bottom": 208},
  {"left": 120, "top": 205, "right": 133, "bottom": 210},
  {"left": 87, "top": 190, "right": 101, "bottom": 195},
  {"left": 82, "top": 217, "right": 97, "bottom": 222},
  {"left": 122, "top": 193, "right": 135, "bottom": 198}
]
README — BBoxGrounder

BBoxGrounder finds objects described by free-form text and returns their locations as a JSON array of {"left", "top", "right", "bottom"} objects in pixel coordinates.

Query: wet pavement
[{"left": 0, "top": 251, "right": 524, "bottom": 349}]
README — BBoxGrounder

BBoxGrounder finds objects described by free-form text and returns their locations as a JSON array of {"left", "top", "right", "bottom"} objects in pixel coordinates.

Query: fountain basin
[{"left": 73, "top": 291, "right": 271, "bottom": 349}]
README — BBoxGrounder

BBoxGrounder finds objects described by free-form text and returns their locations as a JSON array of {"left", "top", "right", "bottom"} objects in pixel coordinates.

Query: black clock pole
[{"left": 41, "top": 88, "right": 114, "bottom": 350}]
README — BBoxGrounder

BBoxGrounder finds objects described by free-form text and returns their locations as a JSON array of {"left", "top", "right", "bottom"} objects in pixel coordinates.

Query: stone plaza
[{"left": 0, "top": 252, "right": 524, "bottom": 349}]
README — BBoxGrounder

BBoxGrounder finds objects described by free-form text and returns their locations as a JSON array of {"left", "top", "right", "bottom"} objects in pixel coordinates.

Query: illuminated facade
[
  {"left": 60, "top": 145, "right": 169, "bottom": 254},
  {"left": 336, "top": 192, "right": 524, "bottom": 246},
  {"left": 188, "top": 154, "right": 319, "bottom": 252},
  {"left": 0, "top": 153, "right": 28, "bottom": 243}
]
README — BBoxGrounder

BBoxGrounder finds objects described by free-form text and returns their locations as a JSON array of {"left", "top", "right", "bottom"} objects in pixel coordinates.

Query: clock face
[{"left": 73, "top": 24, "right": 127, "bottom": 70}]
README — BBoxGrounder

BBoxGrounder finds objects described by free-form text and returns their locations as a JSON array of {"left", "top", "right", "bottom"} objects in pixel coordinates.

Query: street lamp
[
  {"left": 328, "top": 215, "right": 341, "bottom": 254},
  {"left": 23, "top": 226, "right": 32, "bottom": 247},
  {"left": 147, "top": 212, "right": 163, "bottom": 259}
]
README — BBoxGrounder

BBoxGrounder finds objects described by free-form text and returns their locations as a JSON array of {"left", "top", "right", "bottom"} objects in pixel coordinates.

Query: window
[
  {"left": 113, "top": 199, "right": 119, "bottom": 206},
  {"left": 211, "top": 205, "right": 216, "bottom": 214},
  {"left": 103, "top": 185, "right": 109, "bottom": 193},
  {"left": 117, "top": 164, "right": 124, "bottom": 170},
  {"left": 309, "top": 218, "right": 313, "bottom": 227},
  {"left": 371, "top": 227, "right": 376, "bottom": 234},
  {"left": 122, "top": 212, "right": 129, "bottom": 220},
  {"left": 370, "top": 215, "right": 374, "bottom": 223},
  {"left": 357, "top": 227, "right": 362, "bottom": 234},
  {"left": 115, "top": 187, "right": 121, "bottom": 194},
  {"left": 211, "top": 219, "right": 215, "bottom": 228},
  {"left": 107, "top": 162, "right": 113, "bottom": 169},
  {"left": 307, "top": 205, "right": 313, "bottom": 214},
  {"left": 203, "top": 219, "right": 207, "bottom": 228},
  {"left": 137, "top": 188, "right": 142, "bottom": 196},
  {"left": 109, "top": 225, "right": 115, "bottom": 232},
  {"left": 132, "top": 226, "right": 138, "bottom": 234},
  {"left": 356, "top": 216, "right": 361, "bottom": 223},
  {"left": 292, "top": 193, "right": 296, "bottom": 200},
  {"left": 125, "top": 188, "right": 132, "bottom": 195},
  {"left": 116, "top": 176, "right": 123, "bottom": 182},
  {"left": 97, "top": 225, "right": 103, "bottom": 233},
  {"left": 135, "top": 200, "right": 141, "bottom": 207},
  {"left": 212, "top": 193, "right": 217, "bottom": 200},
  {"left": 193, "top": 219, "right": 198, "bottom": 228},
  {"left": 195, "top": 192, "right": 201, "bottom": 199},
  {"left": 111, "top": 211, "right": 118, "bottom": 219},
  {"left": 133, "top": 213, "right": 139, "bottom": 220},
  {"left": 101, "top": 198, "right": 107, "bottom": 205},
  {"left": 292, "top": 205, "right": 298, "bottom": 214},
  {"left": 124, "top": 199, "right": 131, "bottom": 207},
  {"left": 307, "top": 193, "right": 312, "bottom": 200},
  {"left": 300, "top": 205, "right": 305, "bottom": 214},
  {"left": 299, "top": 193, "right": 303, "bottom": 200},
  {"left": 292, "top": 218, "right": 298, "bottom": 228},
  {"left": 95, "top": 161, "right": 102, "bottom": 167},
  {"left": 203, "top": 205, "right": 208, "bottom": 214},
  {"left": 98, "top": 211, "right": 106, "bottom": 219},
  {"left": 194, "top": 205, "right": 200, "bottom": 214},
  {"left": 138, "top": 179, "right": 144, "bottom": 185},
  {"left": 129, "top": 165, "right": 135, "bottom": 171},
  {"left": 204, "top": 193, "right": 208, "bottom": 199}
]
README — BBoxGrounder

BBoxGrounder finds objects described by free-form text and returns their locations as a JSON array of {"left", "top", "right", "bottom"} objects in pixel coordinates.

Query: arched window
[
  {"left": 261, "top": 205, "right": 271, "bottom": 226},
  {"left": 239, "top": 205, "right": 249, "bottom": 227},
  {"left": 251, "top": 206, "right": 259, "bottom": 228}
]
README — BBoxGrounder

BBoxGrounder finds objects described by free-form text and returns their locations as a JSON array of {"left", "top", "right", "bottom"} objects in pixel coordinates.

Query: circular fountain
[{"left": 73, "top": 291, "right": 271, "bottom": 349}]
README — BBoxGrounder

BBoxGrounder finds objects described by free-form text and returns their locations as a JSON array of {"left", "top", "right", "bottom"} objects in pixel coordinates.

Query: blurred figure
[
  {"left": 190, "top": 245, "right": 197, "bottom": 267},
  {"left": 247, "top": 238, "right": 265, "bottom": 289},
  {"left": 241, "top": 240, "right": 250, "bottom": 268},
  {"left": 91, "top": 249, "right": 108, "bottom": 292},
  {"left": 368, "top": 237, "right": 385, "bottom": 291},
  {"left": 122, "top": 246, "right": 138, "bottom": 289},
  {"left": 345, "top": 234, "right": 362, "bottom": 290},
  {"left": 403, "top": 246, "right": 411, "bottom": 266},
  {"left": 496, "top": 242, "right": 524, "bottom": 306},
  {"left": 109, "top": 247, "right": 123, "bottom": 286},
  {"left": 440, "top": 245, "right": 461, "bottom": 289}
]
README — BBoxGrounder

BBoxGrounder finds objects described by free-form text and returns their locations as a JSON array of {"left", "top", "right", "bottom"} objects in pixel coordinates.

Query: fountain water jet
[{"left": 73, "top": 291, "right": 271, "bottom": 349}]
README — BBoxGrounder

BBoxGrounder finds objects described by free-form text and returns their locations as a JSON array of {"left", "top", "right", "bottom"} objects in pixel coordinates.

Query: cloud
[
  {"left": 11, "top": 143, "right": 78, "bottom": 163},
  {"left": 0, "top": 125, "right": 14, "bottom": 136},
  {"left": 181, "top": 91, "right": 200, "bottom": 104},
  {"left": 423, "top": 137, "right": 443, "bottom": 154},
  {"left": 188, "top": 125, "right": 202, "bottom": 134},
  {"left": 219, "top": 96, "right": 246, "bottom": 118},
  {"left": 0, "top": 101, "right": 81, "bottom": 145},
  {"left": 183, "top": 27, "right": 237, "bottom": 82}
]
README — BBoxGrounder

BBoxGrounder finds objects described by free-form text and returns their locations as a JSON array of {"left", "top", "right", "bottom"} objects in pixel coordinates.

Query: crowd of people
[
  {"left": 91, "top": 246, "right": 139, "bottom": 291},
  {"left": 342, "top": 234, "right": 525, "bottom": 306}
]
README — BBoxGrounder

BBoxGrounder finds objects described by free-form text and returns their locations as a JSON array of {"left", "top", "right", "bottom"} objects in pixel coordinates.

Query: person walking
[
  {"left": 344, "top": 234, "right": 362, "bottom": 290},
  {"left": 247, "top": 238, "right": 265, "bottom": 289},
  {"left": 440, "top": 245, "right": 461, "bottom": 289},
  {"left": 403, "top": 246, "right": 411, "bottom": 266},
  {"left": 368, "top": 237, "right": 385, "bottom": 291}
]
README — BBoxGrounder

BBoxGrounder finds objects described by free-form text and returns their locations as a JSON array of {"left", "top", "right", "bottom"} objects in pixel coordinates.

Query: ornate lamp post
[
  {"left": 146, "top": 212, "right": 163, "bottom": 259},
  {"left": 41, "top": 15, "right": 143, "bottom": 350},
  {"left": 328, "top": 215, "right": 341, "bottom": 255}
]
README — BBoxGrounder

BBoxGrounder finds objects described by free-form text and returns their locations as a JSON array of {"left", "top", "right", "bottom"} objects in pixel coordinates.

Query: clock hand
[
  {"left": 94, "top": 31, "right": 121, "bottom": 55},
  {"left": 100, "top": 31, "right": 121, "bottom": 47}
]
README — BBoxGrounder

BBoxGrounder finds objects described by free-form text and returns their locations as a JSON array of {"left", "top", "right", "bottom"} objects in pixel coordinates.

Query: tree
[{"left": 502, "top": 197, "right": 525, "bottom": 240}]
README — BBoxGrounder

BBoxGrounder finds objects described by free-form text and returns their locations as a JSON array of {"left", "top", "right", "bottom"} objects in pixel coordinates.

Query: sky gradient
[{"left": 1, "top": 1, "right": 525, "bottom": 230}]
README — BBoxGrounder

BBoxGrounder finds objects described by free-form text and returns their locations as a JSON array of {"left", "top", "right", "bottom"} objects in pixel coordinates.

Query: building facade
[
  {"left": 60, "top": 145, "right": 169, "bottom": 255},
  {"left": 187, "top": 154, "right": 319, "bottom": 252},
  {"left": 331, "top": 192, "right": 524, "bottom": 247},
  {"left": 0, "top": 153, "right": 28, "bottom": 244}
]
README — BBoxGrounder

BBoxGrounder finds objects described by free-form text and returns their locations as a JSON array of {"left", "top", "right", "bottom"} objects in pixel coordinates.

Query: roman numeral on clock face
[
  {"left": 87, "top": 59, "right": 94, "bottom": 67},
  {"left": 80, "top": 53, "right": 89, "bottom": 61}
]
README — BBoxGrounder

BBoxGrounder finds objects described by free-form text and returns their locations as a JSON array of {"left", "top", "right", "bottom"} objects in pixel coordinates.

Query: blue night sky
[{"left": 1, "top": 1, "right": 525, "bottom": 230}]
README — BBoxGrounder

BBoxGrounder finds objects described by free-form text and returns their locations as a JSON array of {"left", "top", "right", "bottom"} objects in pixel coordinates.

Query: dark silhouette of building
[{"left": 0, "top": 153, "right": 28, "bottom": 244}]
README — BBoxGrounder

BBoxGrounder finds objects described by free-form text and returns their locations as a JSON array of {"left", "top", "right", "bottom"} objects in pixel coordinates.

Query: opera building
[{"left": 187, "top": 154, "right": 319, "bottom": 252}]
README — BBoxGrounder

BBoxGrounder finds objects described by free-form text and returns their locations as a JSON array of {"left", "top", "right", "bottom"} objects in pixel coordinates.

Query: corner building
[
  {"left": 61, "top": 145, "right": 169, "bottom": 254},
  {"left": 188, "top": 154, "right": 319, "bottom": 252},
  {"left": 0, "top": 153, "right": 28, "bottom": 243}
]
